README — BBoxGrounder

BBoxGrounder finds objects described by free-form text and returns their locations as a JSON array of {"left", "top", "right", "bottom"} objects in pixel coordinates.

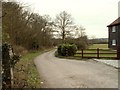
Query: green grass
[
  {"left": 89, "top": 44, "right": 108, "bottom": 49},
  {"left": 13, "top": 48, "right": 53, "bottom": 88}
]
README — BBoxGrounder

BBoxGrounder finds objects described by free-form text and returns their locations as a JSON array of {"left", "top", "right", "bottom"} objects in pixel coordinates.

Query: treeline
[
  {"left": 88, "top": 38, "right": 108, "bottom": 44},
  {"left": 53, "top": 36, "right": 88, "bottom": 50},
  {"left": 2, "top": 1, "right": 89, "bottom": 54},
  {"left": 2, "top": 1, "right": 54, "bottom": 53}
]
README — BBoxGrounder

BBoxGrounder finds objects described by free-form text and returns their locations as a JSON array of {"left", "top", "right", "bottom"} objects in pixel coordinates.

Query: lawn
[{"left": 88, "top": 44, "right": 108, "bottom": 49}]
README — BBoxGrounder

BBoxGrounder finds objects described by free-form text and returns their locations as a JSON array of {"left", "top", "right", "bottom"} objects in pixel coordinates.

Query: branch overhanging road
[{"left": 34, "top": 50, "right": 118, "bottom": 88}]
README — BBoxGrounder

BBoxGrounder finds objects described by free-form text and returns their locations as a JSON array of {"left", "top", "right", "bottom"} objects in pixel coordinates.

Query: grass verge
[{"left": 13, "top": 48, "right": 53, "bottom": 88}]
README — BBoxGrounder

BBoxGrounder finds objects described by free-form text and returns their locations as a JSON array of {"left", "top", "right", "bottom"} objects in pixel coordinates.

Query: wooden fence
[{"left": 75, "top": 48, "right": 118, "bottom": 59}]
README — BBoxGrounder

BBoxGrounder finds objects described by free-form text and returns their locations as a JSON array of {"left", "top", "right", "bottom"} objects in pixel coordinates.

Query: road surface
[{"left": 34, "top": 50, "right": 118, "bottom": 88}]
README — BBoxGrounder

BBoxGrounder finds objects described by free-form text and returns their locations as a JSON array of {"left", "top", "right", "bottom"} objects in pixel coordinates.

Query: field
[
  {"left": 75, "top": 44, "right": 117, "bottom": 59},
  {"left": 88, "top": 44, "right": 109, "bottom": 49}
]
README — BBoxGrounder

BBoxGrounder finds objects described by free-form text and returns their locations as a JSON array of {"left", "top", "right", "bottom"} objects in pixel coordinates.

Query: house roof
[{"left": 107, "top": 17, "right": 120, "bottom": 27}]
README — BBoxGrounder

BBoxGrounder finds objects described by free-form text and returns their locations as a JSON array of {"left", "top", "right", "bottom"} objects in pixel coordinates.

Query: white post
[
  {"left": 9, "top": 47, "right": 14, "bottom": 88},
  {"left": 11, "top": 68, "right": 13, "bottom": 88}
]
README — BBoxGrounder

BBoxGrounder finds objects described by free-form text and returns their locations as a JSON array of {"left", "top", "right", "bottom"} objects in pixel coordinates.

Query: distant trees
[
  {"left": 74, "top": 26, "right": 88, "bottom": 49},
  {"left": 54, "top": 24, "right": 88, "bottom": 49}
]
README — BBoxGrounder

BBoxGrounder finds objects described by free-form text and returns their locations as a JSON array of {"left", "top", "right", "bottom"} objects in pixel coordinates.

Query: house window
[
  {"left": 112, "top": 39, "right": 116, "bottom": 46},
  {"left": 112, "top": 26, "right": 116, "bottom": 32}
]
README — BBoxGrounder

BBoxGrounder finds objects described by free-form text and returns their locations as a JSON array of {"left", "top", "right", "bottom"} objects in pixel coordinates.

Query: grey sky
[{"left": 17, "top": 0, "right": 119, "bottom": 38}]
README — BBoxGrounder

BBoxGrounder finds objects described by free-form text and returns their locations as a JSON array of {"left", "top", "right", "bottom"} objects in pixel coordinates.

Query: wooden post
[
  {"left": 97, "top": 48, "right": 99, "bottom": 59},
  {"left": 81, "top": 49, "right": 83, "bottom": 58},
  {"left": 117, "top": 45, "right": 120, "bottom": 60}
]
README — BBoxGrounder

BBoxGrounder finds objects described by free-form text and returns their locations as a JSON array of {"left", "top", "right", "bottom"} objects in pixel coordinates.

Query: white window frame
[
  {"left": 112, "top": 26, "right": 116, "bottom": 32},
  {"left": 112, "top": 39, "right": 116, "bottom": 46}
]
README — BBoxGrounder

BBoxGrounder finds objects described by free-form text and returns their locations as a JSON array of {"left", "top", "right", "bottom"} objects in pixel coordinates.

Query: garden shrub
[
  {"left": 57, "top": 44, "right": 77, "bottom": 56},
  {"left": 75, "top": 41, "right": 87, "bottom": 50},
  {"left": 57, "top": 44, "right": 62, "bottom": 55}
]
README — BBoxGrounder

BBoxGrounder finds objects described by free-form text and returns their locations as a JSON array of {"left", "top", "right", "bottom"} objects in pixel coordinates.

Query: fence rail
[{"left": 75, "top": 48, "right": 117, "bottom": 59}]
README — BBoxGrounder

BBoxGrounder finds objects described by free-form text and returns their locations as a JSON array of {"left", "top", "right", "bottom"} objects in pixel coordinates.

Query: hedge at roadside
[{"left": 57, "top": 44, "right": 77, "bottom": 56}]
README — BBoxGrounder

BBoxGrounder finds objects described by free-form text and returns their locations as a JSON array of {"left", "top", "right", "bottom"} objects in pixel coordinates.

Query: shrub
[
  {"left": 75, "top": 41, "right": 87, "bottom": 50},
  {"left": 57, "top": 44, "right": 62, "bottom": 55},
  {"left": 13, "top": 45, "right": 28, "bottom": 55},
  {"left": 57, "top": 44, "right": 77, "bottom": 56}
]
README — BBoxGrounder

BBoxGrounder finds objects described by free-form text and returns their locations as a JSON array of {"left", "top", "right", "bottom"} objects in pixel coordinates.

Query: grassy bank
[{"left": 13, "top": 48, "right": 53, "bottom": 88}]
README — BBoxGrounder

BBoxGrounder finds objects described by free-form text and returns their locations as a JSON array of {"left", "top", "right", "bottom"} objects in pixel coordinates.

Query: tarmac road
[{"left": 34, "top": 50, "right": 118, "bottom": 88}]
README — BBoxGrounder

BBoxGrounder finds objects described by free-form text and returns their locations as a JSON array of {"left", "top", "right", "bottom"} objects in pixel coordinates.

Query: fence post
[
  {"left": 117, "top": 45, "right": 120, "bottom": 60},
  {"left": 2, "top": 43, "right": 11, "bottom": 89},
  {"left": 81, "top": 49, "right": 83, "bottom": 58},
  {"left": 97, "top": 48, "right": 99, "bottom": 59}
]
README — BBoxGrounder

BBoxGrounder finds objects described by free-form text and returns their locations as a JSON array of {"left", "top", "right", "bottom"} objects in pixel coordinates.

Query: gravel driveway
[{"left": 34, "top": 50, "right": 118, "bottom": 88}]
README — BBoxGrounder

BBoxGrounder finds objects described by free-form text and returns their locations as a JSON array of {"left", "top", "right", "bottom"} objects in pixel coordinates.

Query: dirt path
[{"left": 34, "top": 50, "right": 118, "bottom": 88}]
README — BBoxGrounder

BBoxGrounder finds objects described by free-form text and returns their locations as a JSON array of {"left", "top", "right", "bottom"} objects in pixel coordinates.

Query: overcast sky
[{"left": 17, "top": 0, "right": 120, "bottom": 38}]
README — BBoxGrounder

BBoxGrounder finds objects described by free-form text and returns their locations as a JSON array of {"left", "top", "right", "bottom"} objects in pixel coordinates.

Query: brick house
[{"left": 107, "top": 17, "right": 120, "bottom": 50}]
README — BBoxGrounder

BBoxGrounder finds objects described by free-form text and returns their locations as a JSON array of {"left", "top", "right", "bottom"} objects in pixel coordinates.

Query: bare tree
[
  {"left": 75, "top": 26, "right": 86, "bottom": 38},
  {"left": 55, "top": 11, "right": 73, "bottom": 42}
]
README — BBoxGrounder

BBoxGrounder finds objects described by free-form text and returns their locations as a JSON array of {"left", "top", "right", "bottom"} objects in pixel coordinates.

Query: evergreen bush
[{"left": 57, "top": 44, "right": 77, "bottom": 56}]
